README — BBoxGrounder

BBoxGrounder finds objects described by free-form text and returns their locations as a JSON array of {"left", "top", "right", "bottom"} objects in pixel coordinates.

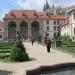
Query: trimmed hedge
[{"left": 10, "top": 40, "right": 29, "bottom": 62}]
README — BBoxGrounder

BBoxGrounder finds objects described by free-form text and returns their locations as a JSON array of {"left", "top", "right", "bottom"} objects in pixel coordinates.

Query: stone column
[
  {"left": 28, "top": 23, "right": 31, "bottom": 39},
  {"left": 16, "top": 22, "right": 20, "bottom": 38},
  {"left": 39, "top": 21, "right": 43, "bottom": 36},
  {"left": 4, "top": 23, "right": 8, "bottom": 40}
]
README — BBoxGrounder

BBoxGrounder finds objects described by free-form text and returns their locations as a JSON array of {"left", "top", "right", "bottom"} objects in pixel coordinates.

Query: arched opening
[
  {"left": 31, "top": 21, "right": 39, "bottom": 41},
  {"left": 20, "top": 21, "right": 28, "bottom": 39},
  {"left": 8, "top": 21, "right": 16, "bottom": 40}
]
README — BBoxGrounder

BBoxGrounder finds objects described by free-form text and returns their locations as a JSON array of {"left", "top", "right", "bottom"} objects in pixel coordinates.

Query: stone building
[
  {"left": 3, "top": 10, "right": 66, "bottom": 41},
  {"left": 0, "top": 21, "right": 4, "bottom": 41},
  {"left": 3, "top": 10, "right": 46, "bottom": 41}
]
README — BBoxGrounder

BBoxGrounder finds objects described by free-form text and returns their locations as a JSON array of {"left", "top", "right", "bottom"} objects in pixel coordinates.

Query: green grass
[
  {"left": 0, "top": 42, "right": 14, "bottom": 60},
  {"left": 52, "top": 41, "right": 75, "bottom": 56}
]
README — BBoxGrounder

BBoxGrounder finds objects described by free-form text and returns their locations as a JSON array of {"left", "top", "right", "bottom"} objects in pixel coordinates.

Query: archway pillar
[
  {"left": 4, "top": 25, "right": 8, "bottom": 40},
  {"left": 16, "top": 23, "right": 20, "bottom": 38},
  {"left": 28, "top": 23, "right": 31, "bottom": 39}
]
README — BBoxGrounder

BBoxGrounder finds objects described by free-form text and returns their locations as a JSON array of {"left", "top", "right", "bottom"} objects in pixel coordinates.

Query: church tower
[{"left": 43, "top": 0, "right": 50, "bottom": 11}]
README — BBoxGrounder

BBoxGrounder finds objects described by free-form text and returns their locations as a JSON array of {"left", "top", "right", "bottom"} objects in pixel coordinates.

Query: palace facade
[{"left": 3, "top": 10, "right": 66, "bottom": 41}]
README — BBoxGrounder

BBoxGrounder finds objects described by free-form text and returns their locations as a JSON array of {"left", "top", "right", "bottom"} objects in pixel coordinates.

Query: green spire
[
  {"left": 43, "top": 0, "right": 50, "bottom": 11},
  {"left": 45, "top": 0, "right": 50, "bottom": 10},
  {"left": 43, "top": 4, "right": 46, "bottom": 11}
]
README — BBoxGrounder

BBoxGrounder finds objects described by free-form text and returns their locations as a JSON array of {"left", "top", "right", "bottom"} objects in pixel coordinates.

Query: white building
[
  {"left": 61, "top": 5, "right": 75, "bottom": 40},
  {"left": 43, "top": 15, "right": 65, "bottom": 40}
]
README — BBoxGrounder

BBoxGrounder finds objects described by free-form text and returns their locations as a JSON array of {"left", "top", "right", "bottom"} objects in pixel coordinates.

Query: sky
[{"left": 0, "top": 0, "right": 75, "bottom": 20}]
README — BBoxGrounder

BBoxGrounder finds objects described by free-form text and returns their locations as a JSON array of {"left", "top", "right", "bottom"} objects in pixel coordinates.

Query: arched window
[
  {"left": 22, "top": 13, "right": 27, "bottom": 18},
  {"left": 11, "top": 13, "right": 16, "bottom": 18}
]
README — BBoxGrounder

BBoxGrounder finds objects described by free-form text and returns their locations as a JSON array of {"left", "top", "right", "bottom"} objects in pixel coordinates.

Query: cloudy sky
[{"left": 0, "top": 0, "right": 75, "bottom": 20}]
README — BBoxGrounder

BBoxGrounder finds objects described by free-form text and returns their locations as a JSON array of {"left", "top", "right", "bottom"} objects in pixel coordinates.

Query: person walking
[
  {"left": 31, "top": 37, "right": 34, "bottom": 46},
  {"left": 45, "top": 38, "right": 51, "bottom": 53}
]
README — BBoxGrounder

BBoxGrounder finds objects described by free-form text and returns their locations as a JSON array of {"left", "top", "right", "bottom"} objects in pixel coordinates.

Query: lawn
[
  {"left": 52, "top": 36, "right": 75, "bottom": 55},
  {"left": 0, "top": 42, "right": 14, "bottom": 60}
]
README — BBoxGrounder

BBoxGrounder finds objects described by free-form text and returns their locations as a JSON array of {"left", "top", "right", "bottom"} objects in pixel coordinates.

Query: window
[
  {"left": 0, "top": 35, "right": 2, "bottom": 38},
  {"left": 64, "top": 33, "right": 66, "bottom": 35},
  {"left": 73, "top": 28, "right": 75, "bottom": 35},
  {"left": 11, "top": 13, "right": 16, "bottom": 18},
  {"left": 22, "top": 13, "right": 27, "bottom": 18},
  {"left": 47, "top": 26, "right": 49, "bottom": 30},
  {"left": 54, "top": 20, "right": 56, "bottom": 25},
  {"left": 45, "top": 32, "right": 49, "bottom": 36},
  {"left": 46, "top": 20, "right": 49, "bottom": 25},
  {"left": 57, "top": 20, "right": 59, "bottom": 24},
  {"left": 54, "top": 26, "right": 56, "bottom": 30},
  {"left": 73, "top": 13, "right": 75, "bottom": 19},
  {"left": 54, "top": 33, "right": 56, "bottom": 38},
  {"left": 0, "top": 29, "right": 2, "bottom": 32},
  {"left": 67, "top": 32, "right": 68, "bottom": 35}
]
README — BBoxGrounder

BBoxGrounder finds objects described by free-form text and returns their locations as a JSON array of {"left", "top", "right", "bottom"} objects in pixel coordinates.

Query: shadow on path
[{"left": 0, "top": 70, "right": 13, "bottom": 75}]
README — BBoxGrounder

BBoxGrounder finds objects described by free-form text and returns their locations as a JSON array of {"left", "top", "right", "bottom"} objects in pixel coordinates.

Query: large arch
[
  {"left": 8, "top": 21, "right": 16, "bottom": 40},
  {"left": 31, "top": 21, "right": 40, "bottom": 41},
  {"left": 20, "top": 21, "right": 28, "bottom": 39}
]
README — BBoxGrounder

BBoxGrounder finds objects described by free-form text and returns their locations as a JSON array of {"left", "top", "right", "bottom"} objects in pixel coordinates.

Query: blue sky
[{"left": 0, "top": 0, "right": 75, "bottom": 20}]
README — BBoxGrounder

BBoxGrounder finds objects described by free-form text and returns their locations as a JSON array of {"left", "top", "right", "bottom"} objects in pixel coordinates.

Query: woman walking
[{"left": 45, "top": 38, "right": 51, "bottom": 53}]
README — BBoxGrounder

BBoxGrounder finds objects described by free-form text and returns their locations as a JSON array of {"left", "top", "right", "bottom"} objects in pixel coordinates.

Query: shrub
[
  {"left": 61, "top": 35, "right": 71, "bottom": 45},
  {"left": 10, "top": 40, "right": 29, "bottom": 62}
]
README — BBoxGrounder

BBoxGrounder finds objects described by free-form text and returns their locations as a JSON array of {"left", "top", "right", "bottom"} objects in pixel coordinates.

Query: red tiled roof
[
  {"left": 49, "top": 15, "right": 66, "bottom": 20},
  {"left": 48, "top": 7, "right": 62, "bottom": 10},
  {"left": 4, "top": 10, "right": 66, "bottom": 20}
]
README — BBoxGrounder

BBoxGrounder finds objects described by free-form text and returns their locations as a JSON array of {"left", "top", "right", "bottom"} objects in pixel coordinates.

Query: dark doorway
[
  {"left": 20, "top": 21, "right": 28, "bottom": 39},
  {"left": 8, "top": 21, "right": 16, "bottom": 40},
  {"left": 31, "top": 21, "right": 39, "bottom": 41}
]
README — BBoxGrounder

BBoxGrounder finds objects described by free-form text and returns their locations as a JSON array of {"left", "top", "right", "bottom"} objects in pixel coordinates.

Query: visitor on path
[
  {"left": 45, "top": 38, "right": 51, "bottom": 53},
  {"left": 31, "top": 37, "right": 34, "bottom": 46}
]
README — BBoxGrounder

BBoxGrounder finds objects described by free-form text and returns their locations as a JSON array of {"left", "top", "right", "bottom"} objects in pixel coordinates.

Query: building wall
[
  {"left": 61, "top": 25, "right": 71, "bottom": 36},
  {"left": 70, "top": 11, "right": 75, "bottom": 39},
  {"left": 43, "top": 20, "right": 54, "bottom": 39},
  {"left": 43, "top": 19, "right": 65, "bottom": 40},
  {"left": 4, "top": 19, "right": 44, "bottom": 40},
  {"left": 0, "top": 27, "right": 4, "bottom": 40},
  {"left": 0, "top": 22, "right": 4, "bottom": 41},
  {"left": 61, "top": 9, "right": 75, "bottom": 40}
]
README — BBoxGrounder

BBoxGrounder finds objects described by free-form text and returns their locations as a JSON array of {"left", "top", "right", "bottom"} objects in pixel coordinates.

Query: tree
[{"left": 10, "top": 40, "right": 29, "bottom": 62}]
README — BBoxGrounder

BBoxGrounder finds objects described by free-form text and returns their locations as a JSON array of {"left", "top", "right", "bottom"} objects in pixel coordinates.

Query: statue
[{"left": 17, "top": 31, "right": 21, "bottom": 39}]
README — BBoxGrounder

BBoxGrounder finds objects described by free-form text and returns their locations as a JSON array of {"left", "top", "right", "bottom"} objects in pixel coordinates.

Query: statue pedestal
[{"left": 55, "top": 40, "right": 61, "bottom": 48}]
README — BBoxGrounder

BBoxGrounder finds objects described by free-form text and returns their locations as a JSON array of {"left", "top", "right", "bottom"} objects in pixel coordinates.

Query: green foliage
[
  {"left": 0, "top": 42, "right": 14, "bottom": 49},
  {"left": 0, "top": 42, "right": 14, "bottom": 59},
  {"left": 10, "top": 40, "right": 29, "bottom": 62},
  {"left": 61, "top": 36, "right": 72, "bottom": 45},
  {"left": 57, "top": 36, "right": 75, "bottom": 54}
]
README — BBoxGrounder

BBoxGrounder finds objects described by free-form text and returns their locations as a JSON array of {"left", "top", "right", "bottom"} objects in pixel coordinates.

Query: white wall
[
  {"left": 43, "top": 20, "right": 54, "bottom": 39},
  {"left": 61, "top": 25, "right": 71, "bottom": 36},
  {"left": 43, "top": 20, "right": 65, "bottom": 39}
]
